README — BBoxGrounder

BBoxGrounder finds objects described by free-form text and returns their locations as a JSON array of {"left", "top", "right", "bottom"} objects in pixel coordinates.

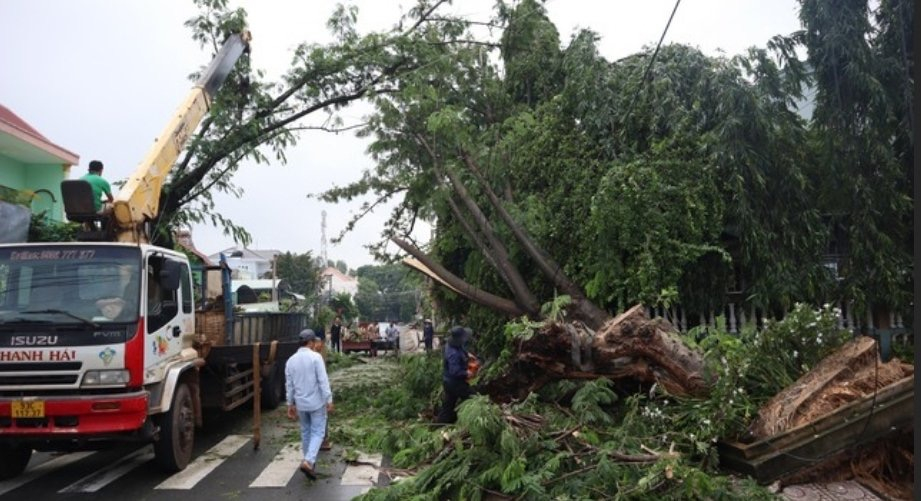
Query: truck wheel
[
  {"left": 154, "top": 383, "right": 195, "bottom": 472},
  {"left": 0, "top": 444, "right": 31, "bottom": 479},
  {"left": 261, "top": 363, "right": 284, "bottom": 410}
]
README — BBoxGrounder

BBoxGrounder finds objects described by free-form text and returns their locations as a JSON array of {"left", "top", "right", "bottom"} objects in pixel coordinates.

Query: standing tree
[
  {"left": 274, "top": 251, "right": 321, "bottom": 298},
  {"left": 150, "top": 0, "right": 467, "bottom": 246}
]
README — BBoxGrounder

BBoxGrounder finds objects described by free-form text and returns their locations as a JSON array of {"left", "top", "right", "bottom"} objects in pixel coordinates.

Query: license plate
[{"left": 11, "top": 400, "right": 44, "bottom": 418}]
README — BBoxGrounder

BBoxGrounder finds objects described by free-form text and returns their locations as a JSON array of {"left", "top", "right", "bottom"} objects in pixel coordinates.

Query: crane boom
[{"left": 111, "top": 31, "right": 251, "bottom": 243}]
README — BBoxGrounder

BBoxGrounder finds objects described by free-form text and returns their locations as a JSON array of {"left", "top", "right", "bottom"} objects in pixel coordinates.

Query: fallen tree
[{"left": 480, "top": 305, "right": 712, "bottom": 401}]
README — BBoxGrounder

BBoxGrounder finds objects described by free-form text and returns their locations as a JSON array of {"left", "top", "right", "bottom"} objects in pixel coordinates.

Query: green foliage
[
  {"left": 665, "top": 303, "right": 853, "bottom": 445},
  {"left": 571, "top": 378, "right": 617, "bottom": 426},
  {"left": 316, "top": 0, "right": 912, "bottom": 343},
  {"left": 456, "top": 396, "right": 503, "bottom": 446},
  {"left": 314, "top": 305, "right": 336, "bottom": 333},
  {"left": 27, "top": 214, "right": 78, "bottom": 242},
  {"left": 275, "top": 251, "right": 321, "bottom": 297},
  {"left": 328, "top": 291, "right": 358, "bottom": 321},
  {"left": 741, "top": 303, "right": 852, "bottom": 398},
  {"left": 354, "top": 264, "right": 419, "bottom": 321},
  {"left": 355, "top": 302, "right": 851, "bottom": 499},
  {"left": 324, "top": 350, "right": 360, "bottom": 372}
]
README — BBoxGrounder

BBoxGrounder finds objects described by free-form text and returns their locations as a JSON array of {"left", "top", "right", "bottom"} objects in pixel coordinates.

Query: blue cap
[
  {"left": 299, "top": 329, "right": 317, "bottom": 342},
  {"left": 450, "top": 326, "right": 472, "bottom": 339}
]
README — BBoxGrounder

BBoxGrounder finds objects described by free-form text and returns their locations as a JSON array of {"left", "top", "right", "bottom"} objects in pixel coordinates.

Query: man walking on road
[{"left": 286, "top": 329, "right": 334, "bottom": 479}]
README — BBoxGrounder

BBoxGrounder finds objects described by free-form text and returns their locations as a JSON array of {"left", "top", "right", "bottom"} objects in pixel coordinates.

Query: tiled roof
[
  {"left": 321, "top": 266, "right": 357, "bottom": 282},
  {"left": 0, "top": 104, "right": 79, "bottom": 164}
]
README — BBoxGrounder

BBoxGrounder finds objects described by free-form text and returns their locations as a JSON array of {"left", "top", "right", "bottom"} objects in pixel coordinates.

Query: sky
[{"left": 0, "top": 0, "right": 802, "bottom": 267}]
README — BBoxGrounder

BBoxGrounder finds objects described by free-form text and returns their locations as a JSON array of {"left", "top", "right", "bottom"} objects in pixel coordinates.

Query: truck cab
[{"left": 0, "top": 242, "right": 197, "bottom": 478}]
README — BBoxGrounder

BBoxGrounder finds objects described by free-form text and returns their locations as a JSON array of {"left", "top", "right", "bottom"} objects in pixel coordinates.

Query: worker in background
[
  {"left": 81, "top": 160, "right": 113, "bottom": 213},
  {"left": 286, "top": 329, "right": 333, "bottom": 480},
  {"left": 423, "top": 319, "right": 435, "bottom": 352},
  {"left": 436, "top": 326, "right": 476, "bottom": 424},
  {"left": 329, "top": 316, "right": 342, "bottom": 353},
  {"left": 385, "top": 322, "right": 400, "bottom": 354}
]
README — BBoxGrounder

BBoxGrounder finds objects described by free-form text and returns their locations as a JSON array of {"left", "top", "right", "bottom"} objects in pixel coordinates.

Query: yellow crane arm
[{"left": 112, "top": 32, "right": 251, "bottom": 243}]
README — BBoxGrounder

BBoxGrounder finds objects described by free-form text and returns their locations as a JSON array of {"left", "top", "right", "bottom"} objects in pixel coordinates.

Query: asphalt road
[{"left": 0, "top": 404, "right": 378, "bottom": 500}]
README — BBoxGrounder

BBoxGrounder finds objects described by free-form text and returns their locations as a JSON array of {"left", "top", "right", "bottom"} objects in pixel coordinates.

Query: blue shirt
[
  {"left": 285, "top": 347, "right": 332, "bottom": 412},
  {"left": 443, "top": 343, "right": 468, "bottom": 383}
]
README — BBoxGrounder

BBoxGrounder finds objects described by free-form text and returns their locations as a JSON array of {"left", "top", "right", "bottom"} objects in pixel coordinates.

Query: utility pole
[{"left": 320, "top": 210, "right": 329, "bottom": 266}]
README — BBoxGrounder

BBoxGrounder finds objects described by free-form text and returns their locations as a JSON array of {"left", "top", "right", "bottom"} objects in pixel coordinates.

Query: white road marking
[
  {"left": 154, "top": 434, "right": 250, "bottom": 490},
  {"left": 58, "top": 446, "right": 153, "bottom": 493},
  {"left": 249, "top": 442, "right": 302, "bottom": 487},
  {"left": 0, "top": 451, "right": 95, "bottom": 496},
  {"left": 340, "top": 452, "right": 382, "bottom": 486}
]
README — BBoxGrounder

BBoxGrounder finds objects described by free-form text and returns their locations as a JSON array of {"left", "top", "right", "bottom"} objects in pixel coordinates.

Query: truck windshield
[{"left": 0, "top": 246, "right": 141, "bottom": 325}]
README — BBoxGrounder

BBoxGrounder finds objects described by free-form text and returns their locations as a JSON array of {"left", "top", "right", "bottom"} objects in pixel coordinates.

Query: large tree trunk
[
  {"left": 392, "top": 236, "right": 526, "bottom": 317},
  {"left": 414, "top": 133, "right": 540, "bottom": 317},
  {"left": 461, "top": 152, "right": 609, "bottom": 329},
  {"left": 481, "top": 305, "right": 712, "bottom": 400}
]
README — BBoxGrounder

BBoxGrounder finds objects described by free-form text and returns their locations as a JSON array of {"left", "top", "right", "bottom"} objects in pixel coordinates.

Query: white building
[
  {"left": 207, "top": 247, "right": 282, "bottom": 280},
  {"left": 320, "top": 267, "right": 358, "bottom": 297}
]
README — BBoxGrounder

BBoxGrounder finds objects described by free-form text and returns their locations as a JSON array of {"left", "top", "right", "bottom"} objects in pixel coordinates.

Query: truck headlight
[{"left": 83, "top": 370, "right": 130, "bottom": 386}]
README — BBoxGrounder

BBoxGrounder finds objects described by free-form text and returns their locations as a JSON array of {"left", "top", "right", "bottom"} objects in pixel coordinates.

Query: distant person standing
[
  {"left": 385, "top": 322, "right": 400, "bottom": 353},
  {"left": 330, "top": 316, "right": 342, "bottom": 353},
  {"left": 81, "top": 160, "right": 113, "bottom": 213},
  {"left": 423, "top": 319, "right": 435, "bottom": 352},
  {"left": 286, "top": 329, "right": 333, "bottom": 480}
]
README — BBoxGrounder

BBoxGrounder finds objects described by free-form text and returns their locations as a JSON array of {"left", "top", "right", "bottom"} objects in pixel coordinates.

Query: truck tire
[
  {"left": 261, "top": 363, "right": 285, "bottom": 410},
  {"left": 0, "top": 444, "right": 31, "bottom": 479},
  {"left": 154, "top": 383, "right": 195, "bottom": 472}
]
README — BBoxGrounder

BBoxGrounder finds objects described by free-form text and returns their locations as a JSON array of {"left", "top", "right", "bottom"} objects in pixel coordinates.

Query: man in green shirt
[{"left": 80, "top": 160, "right": 113, "bottom": 213}]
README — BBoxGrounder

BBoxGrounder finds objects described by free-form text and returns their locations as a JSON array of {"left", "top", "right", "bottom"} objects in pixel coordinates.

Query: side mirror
[{"left": 159, "top": 261, "right": 182, "bottom": 291}]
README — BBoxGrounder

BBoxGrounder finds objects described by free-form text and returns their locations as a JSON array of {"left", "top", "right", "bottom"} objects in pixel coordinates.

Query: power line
[{"left": 619, "top": 0, "right": 683, "bottom": 131}]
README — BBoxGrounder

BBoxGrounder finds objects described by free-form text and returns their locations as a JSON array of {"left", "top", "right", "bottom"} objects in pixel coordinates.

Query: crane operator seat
[{"left": 60, "top": 180, "right": 109, "bottom": 239}]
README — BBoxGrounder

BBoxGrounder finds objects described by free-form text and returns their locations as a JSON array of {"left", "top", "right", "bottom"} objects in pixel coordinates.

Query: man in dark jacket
[
  {"left": 422, "top": 319, "right": 435, "bottom": 352},
  {"left": 330, "top": 316, "right": 342, "bottom": 353},
  {"left": 436, "top": 326, "right": 474, "bottom": 423}
]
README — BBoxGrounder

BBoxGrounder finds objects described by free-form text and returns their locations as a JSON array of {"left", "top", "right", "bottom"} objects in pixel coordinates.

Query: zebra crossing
[{"left": 0, "top": 435, "right": 382, "bottom": 498}]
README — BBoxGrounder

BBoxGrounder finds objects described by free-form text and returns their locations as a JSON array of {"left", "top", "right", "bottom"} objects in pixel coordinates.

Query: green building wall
[{"left": 0, "top": 154, "right": 67, "bottom": 221}]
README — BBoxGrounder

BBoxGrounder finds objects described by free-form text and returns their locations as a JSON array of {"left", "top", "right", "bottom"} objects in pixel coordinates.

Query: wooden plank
[
  {"left": 718, "top": 377, "right": 914, "bottom": 483},
  {"left": 725, "top": 377, "right": 912, "bottom": 459}
]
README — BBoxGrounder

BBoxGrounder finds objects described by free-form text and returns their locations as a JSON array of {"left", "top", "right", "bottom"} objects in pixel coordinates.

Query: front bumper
[{"left": 0, "top": 391, "right": 148, "bottom": 436}]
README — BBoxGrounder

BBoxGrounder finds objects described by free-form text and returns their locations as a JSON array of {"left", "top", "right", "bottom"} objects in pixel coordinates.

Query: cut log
[
  {"left": 721, "top": 336, "right": 915, "bottom": 489},
  {"left": 748, "top": 337, "right": 913, "bottom": 438},
  {"left": 592, "top": 305, "right": 710, "bottom": 397}
]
